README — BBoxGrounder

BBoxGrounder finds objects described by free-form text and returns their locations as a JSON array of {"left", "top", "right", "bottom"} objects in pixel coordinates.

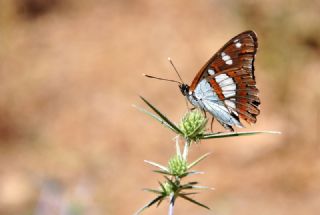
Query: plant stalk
[
  {"left": 168, "top": 193, "right": 175, "bottom": 215},
  {"left": 182, "top": 141, "right": 189, "bottom": 160}
]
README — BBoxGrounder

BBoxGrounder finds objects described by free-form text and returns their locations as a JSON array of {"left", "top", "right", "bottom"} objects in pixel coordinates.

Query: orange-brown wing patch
[{"left": 208, "top": 79, "right": 225, "bottom": 101}]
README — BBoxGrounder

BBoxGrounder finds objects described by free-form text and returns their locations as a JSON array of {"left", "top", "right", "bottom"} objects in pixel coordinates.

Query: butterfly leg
[
  {"left": 210, "top": 117, "right": 214, "bottom": 132},
  {"left": 202, "top": 109, "right": 207, "bottom": 118}
]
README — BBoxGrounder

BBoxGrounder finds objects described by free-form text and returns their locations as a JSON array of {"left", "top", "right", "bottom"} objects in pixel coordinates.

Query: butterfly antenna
[
  {"left": 167, "top": 57, "right": 191, "bottom": 110},
  {"left": 168, "top": 57, "right": 184, "bottom": 84},
  {"left": 142, "top": 74, "right": 182, "bottom": 84}
]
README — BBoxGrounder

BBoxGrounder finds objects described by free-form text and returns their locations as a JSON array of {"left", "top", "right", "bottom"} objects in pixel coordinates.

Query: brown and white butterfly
[
  {"left": 179, "top": 30, "right": 260, "bottom": 131},
  {"left": 146, "top": 30, "right": 260, "bottom": 131}
]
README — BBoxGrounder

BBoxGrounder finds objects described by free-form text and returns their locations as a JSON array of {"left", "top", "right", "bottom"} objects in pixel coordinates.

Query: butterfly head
[{"left": 179, "top": 84, "right": 190, "bottom": 96}]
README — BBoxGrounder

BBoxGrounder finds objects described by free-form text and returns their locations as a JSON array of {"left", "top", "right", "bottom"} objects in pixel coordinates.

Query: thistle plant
[
  {"left": 178, "top": 110, "right": 207, "bottom": 143},
  {"left": 133, "top": 96, "right": 280, "bottom": 215}
]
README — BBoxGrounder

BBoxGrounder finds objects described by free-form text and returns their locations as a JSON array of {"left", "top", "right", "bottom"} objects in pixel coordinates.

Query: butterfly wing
[{"left": 190, "top": 31, "right": 260, "bottom": 128}]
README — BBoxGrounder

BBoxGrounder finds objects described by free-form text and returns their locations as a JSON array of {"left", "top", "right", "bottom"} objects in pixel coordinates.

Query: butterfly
[
  {"left": 178, "top": 30, "right": 260, "bottom": 131},
  {"left": 145, "top": 30, "right": 260, "bottom": 131}
]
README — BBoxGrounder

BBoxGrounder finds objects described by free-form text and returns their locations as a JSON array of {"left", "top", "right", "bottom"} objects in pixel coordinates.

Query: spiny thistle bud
[
  {"left": 162, "top": 181, "right": 175, "bottom": 196},
  {"left": 178, "top": 109, "right": 207, "bottom": 142},
  {"left": 168, "top": 155, "right": 188, "bottom": 176}
]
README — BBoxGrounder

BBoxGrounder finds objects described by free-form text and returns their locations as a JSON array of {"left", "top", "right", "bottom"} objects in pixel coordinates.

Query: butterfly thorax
[{"left": 179, "top": 83, "right": 206, "bottom": 110}]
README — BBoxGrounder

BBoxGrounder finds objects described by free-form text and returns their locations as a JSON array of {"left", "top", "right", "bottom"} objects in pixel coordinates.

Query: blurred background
[{"left": 0, "top": 0, "right": 319, "bottom": 214}]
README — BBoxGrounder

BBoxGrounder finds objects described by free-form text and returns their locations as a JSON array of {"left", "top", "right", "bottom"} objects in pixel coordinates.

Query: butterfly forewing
[
  {"left": 190, "top": 31, "right": 258, "bottom": 90},
  {"left": 190, "top": 31, "right": 260, "bottom": 127}
]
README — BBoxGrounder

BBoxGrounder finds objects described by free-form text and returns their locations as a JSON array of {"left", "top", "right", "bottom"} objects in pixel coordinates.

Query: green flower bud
[
  {"left": 162, "top": 181, "right": 174, "bottom": 196},
  {"left": 178, "top": 109, "right": 207, "bottom": 141},
  {"left": 168, "top": 155, "right": 188, "bottom": 177}
]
